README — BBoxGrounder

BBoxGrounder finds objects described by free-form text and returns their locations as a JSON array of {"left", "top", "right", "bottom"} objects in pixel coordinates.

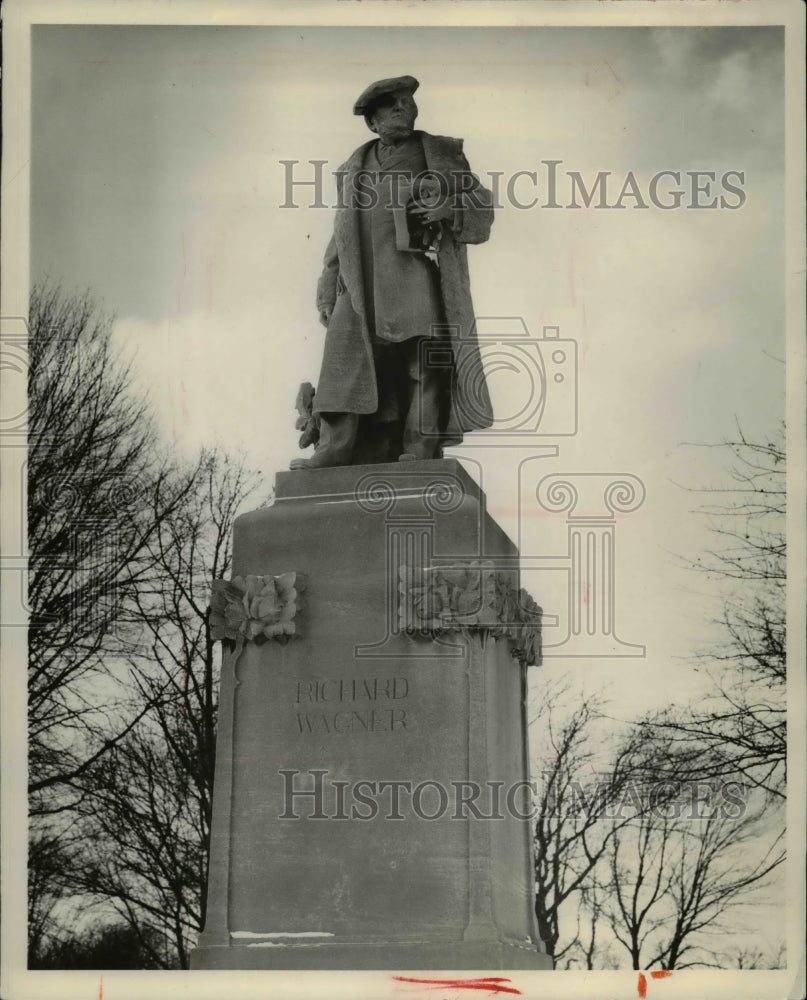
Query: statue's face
[{"left": 368, "top": 91, "right": 418, "bottom": 142}]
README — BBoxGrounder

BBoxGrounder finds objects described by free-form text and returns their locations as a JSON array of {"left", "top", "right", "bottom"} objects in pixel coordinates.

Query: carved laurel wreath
[
  {"left": 398, "top": 560, "right": 542, "bottom": 667},
  {"left": 209, "top": 573, "right": 305, "bottom": 658}
]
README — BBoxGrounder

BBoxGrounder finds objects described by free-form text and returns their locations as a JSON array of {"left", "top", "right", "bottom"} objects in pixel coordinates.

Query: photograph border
[{"left": 2, "top": 2, "right": 805, "bottom": 999}]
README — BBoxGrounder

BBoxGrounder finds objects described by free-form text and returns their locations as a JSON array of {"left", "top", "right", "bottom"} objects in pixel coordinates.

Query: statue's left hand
[{"left": 408, "top": 201, "right": 455, "bottom": 224}]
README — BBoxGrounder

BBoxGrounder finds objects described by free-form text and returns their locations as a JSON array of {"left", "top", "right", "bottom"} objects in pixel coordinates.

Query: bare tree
[
  {"left": 531, "top": 680, "right": 668, "bottom": 966},
  {"left": 31, "top": 918, "right": 167, "bottom": 970},
  {"left": 27, "top": 829, "right": 81, "bottom": 964},
  {"left": 598, "top": 788, "right": 784, "bottom": 969},
  {"left": 532, "top": 672, "right": 785, "bottom": 970},
  {"left": 63, "top": 450, "right": 264, "bottom": 968},
  {"left": 722, "top": 942, "right": 786, "bottom": 969},
  {"left": 556, "top": 881, "right": 621, "bottom": 971},
  {"left": 26, "top": 283, "right": 264, "bottom": 966},
  {"left": 565, "top": 426, "right": 788, "bottom": 971},
  {"left": 27, "top": 283, "right": 197, "bottom": 815},
  {"left": 648, "top": 427, "right": 786, "bottom": 800}
]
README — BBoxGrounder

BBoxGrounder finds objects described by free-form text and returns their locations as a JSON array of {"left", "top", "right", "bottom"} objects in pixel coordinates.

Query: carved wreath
[
  {"left": 398, "top": 561, "right": 542, "bottom": 667},
  {"left": 209, "top": 573, "right": 305, "bottom": 658}
]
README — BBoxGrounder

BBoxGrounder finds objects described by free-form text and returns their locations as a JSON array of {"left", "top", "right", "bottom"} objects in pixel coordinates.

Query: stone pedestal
[{"left": 191, "top": 459, "right": 552, "bottom": 970}]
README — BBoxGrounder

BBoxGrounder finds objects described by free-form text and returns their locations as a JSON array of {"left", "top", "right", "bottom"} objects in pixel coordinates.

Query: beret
[{"left": 353, "top": 75, "right": 419, "bottom": 116}]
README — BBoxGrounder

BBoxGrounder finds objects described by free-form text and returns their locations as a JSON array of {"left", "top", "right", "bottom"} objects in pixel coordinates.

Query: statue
[{"left": 290, "top": 75, "right": 495, "bottom": 470}]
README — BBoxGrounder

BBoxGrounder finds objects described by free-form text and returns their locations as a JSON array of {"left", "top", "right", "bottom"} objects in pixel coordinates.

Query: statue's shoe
[{"left": 289, "top": 448, "right": 351, "bottom": 470}]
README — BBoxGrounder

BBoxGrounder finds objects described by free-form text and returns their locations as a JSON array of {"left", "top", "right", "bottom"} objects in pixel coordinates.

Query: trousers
[{"left": 319, "top": 335, "right": 449, "bottom": 465}]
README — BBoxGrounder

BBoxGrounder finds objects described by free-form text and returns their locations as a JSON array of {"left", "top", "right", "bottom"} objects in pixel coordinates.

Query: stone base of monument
[
  {"left": 193, "top": 940, "right": 549, "bottom": 971},
  {"left": 190, "top": 459, "right": 553, "bottom": 971}
]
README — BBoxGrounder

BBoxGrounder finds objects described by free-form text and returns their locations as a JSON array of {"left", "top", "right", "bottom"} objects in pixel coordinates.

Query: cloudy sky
[{"left": 30, "top": 21, "right": 787, "bottom": 715}]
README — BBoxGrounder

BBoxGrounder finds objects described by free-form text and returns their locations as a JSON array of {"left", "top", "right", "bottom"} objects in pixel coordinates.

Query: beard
[{"left": 376, "top": 122, "right": 415, "bottom": 144}]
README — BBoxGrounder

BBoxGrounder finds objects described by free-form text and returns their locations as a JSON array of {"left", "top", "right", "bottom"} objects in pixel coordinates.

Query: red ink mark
[
  {"left": 98, "top": 975, "right": 103, "bottom": 1000},
  {"left": 638, "top": 970, "right": 673, "bottom": 997},
  {"left": 392, "top": 976, "right": 521, "bottom": 996}
]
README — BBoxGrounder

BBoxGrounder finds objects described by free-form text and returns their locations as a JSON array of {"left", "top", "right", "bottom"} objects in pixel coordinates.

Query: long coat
[{"left": 313, "top": 131, "right": 495, "bottom": 442}]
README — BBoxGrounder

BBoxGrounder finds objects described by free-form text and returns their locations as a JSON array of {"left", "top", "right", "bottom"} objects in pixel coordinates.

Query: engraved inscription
[{"left": 294, "top": 675, "right": 411, "bottom": 736}]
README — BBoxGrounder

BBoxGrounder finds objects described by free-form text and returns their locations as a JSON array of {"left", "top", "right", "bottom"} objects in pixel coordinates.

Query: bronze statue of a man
[{"left": 291, "top": 75, "right": 495, "bottom": 470}]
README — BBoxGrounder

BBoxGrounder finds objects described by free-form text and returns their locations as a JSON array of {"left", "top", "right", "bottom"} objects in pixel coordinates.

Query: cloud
[{"left": 111, "top": 305, "right": 322, "bottom": 471}]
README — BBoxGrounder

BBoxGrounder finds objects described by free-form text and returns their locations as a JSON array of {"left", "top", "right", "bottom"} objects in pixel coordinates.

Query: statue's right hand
[{"left": 319, "top": 307, "right": 332, "bottom": 328}]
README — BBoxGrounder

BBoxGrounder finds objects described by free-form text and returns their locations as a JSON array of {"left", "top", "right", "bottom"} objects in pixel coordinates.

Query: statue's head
[{"left": 353, "top": 75, "right": 419, "bottom": 143}]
